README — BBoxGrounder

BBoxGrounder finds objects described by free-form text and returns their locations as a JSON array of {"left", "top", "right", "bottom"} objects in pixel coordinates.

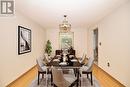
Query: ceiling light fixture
[{"left": 59, "top": 15, "right": 71, "bottom": 33}]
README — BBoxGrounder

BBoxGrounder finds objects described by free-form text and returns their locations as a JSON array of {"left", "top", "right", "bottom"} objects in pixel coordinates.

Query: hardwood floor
[
  {"left": 93, "top": 64, "right": 125, "bottom": 87},
  {"left": 7, "top": 64, "right": 125, "bottom": 87},
  {"left": 7, "top": 66, "right": 37, "bottom": 87}
]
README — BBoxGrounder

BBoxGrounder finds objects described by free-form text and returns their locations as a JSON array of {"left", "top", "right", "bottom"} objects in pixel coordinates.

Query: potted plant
[{"left": 45, "top": 40, "right": 52, "bottom": 56}]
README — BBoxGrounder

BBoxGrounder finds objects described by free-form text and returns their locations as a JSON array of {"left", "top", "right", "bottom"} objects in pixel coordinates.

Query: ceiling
[{"left": 16, "top": 0, "right": 129, "bottom": 29}]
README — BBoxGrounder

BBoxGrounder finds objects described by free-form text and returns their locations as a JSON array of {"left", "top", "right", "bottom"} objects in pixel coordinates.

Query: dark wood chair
[
  {"left": 69, "top": 50, "right": 75, "bottom": 55},
  {"left": 55, "top": 50, "right": 75, "bottom": 56},
  {"left": 55, "top": 50, "right": 63, "bottom": 55}
]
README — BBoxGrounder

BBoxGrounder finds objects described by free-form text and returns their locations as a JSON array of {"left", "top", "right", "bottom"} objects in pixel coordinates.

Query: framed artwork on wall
[
  {"left": 59, "top": 32, "right": 74, "bottom": 50},
  {"left": 18, "top": 26, "right": 31, "bottom": 55}
]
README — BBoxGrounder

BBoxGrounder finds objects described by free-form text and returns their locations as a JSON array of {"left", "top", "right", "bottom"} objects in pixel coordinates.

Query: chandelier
[{"left": 59, "top": 15, "right": 71, "bottom": 33}]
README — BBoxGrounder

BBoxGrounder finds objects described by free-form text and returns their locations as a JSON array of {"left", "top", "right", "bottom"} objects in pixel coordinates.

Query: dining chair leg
[
  {"left": 42, "top": 73, "right": 44, "bottom": 79},
  {"left": 53, "top": 84, "right": 57, "bottom": 87},
  {"left": 87, "top": 73, "right": 89, "bottom": 78},
  {"left": 90, "top": 72, "right": 93, "bottom": 85},
  {"left": 51, "top": 72, "right": 53, "bottom": 85},
  {"left": 73, "top": 68, "right": 77, "bottom": 77},
  {"left": 79, "top": 78, "right": 81, "bottom": 87},
  {"left": 38, "top": 72, "right": 40, "bottom": 85}
]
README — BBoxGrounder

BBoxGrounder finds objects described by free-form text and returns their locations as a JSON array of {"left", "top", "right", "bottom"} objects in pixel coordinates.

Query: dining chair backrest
[
  {"left": 55, "top": 50, "right": 62, "bottom": 55},
  {"left": 81, "top": 53, "right": 88, "bottom": 64},
  {"left": 86, "top": 57, "right": 94, "bottom": 72},
  {"left": 44, "top": 53, "right": 49, "bottom": 61},
  {"left": 42, "top": 53, "right": 49, "bottom": 65},
  {"left": 36, "top": 57, "right": 45, "bottom": 72},
  {"left": 52, "top": 67, "right": 65, "bottom": 87},
  {"left": 82, "top": 53, "right": 85, "bottom": 60}
]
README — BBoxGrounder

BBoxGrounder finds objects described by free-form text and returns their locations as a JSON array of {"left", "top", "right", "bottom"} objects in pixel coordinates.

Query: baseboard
[
  {"left": 6, "top": 65, "right": 37, "bottom": 87},
  {"left": 95, "top": 64, "right": 126, "bottom": 87}
]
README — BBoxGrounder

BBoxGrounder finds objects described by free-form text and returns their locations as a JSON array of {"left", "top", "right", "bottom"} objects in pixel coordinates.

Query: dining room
[{"left": 0, "top": 0, "right": 130, "bottom": 87}]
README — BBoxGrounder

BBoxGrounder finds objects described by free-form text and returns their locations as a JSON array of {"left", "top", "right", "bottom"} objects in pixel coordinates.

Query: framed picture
[
  {"left": 18, "top": 26, "right": 31, "bottom": 55},
  {"left": 59, "top": 32, "right": 74, "bottom": 50}
]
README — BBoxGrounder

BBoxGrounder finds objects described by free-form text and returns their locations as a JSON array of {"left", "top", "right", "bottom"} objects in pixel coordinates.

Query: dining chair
[
  {"left": 36, "top": 57, "right": 50, "bottom": 85},
  {"left": 80, "top": 57, "right": 94, "bottom": 85},
  {"left": 80, "top": 54, "right": 88, "bottom": 65},
  {"left": 44, "top": 53, "right": 50, "bottom": 64},
  {"left": 52, "top": 67, "right": 77, "bottom": 87},
  {"left": 55, "top": 50, "right": 63, "bottom": 56}
]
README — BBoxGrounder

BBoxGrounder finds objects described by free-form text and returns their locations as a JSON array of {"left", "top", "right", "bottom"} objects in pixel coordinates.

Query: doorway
[{"left": 93, "top": 28, "right": 98, "bottom": 65}]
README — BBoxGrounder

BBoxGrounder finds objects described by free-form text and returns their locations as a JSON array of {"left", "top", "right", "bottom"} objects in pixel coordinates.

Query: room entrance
[{"left": 93, "top": 28, "right": 98, "bottom": 65}]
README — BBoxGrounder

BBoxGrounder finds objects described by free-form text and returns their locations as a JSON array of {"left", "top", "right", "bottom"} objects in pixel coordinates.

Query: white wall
[
  {"left": 0, "top": 13, "right": 46, "bottom": 87},
  {"left": 88, "top": 1, "right": 130, "bottom": 87},
  {"left": 46, "top": 28, "right": 88, "bottom": 57}
]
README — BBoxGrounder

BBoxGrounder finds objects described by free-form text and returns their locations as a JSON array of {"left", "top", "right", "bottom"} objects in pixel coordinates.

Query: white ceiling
[{"left": 16, "top": 0, "right": 129, "bottom": 29}]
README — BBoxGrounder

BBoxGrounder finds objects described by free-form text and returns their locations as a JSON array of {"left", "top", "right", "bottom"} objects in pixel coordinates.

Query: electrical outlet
[{"left": 107, "top": 62, "right": 110, "bottom": 67}]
